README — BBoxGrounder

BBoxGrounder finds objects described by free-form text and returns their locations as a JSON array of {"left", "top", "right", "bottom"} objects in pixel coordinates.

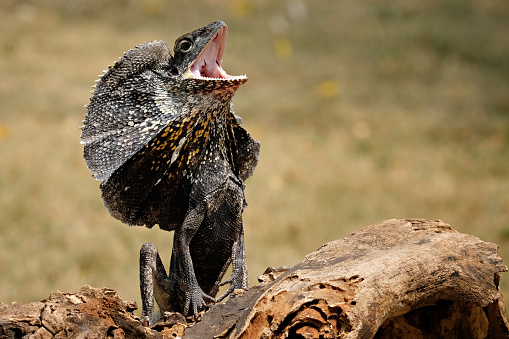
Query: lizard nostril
[{"left": 169, "top": 66, "right": 179, "bottom": 76}]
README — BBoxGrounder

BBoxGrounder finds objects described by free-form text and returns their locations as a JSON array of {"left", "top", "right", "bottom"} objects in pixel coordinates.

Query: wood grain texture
[
  {"left": 186, "top": 219, "right": 509, "bottom": 338},
  {"left": 1, "top": 219, "right": 507, "bottom": 338}
]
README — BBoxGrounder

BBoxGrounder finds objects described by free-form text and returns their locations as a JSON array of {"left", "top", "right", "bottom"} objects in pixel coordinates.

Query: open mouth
[{"left": 186, "top": 26, "right": 247, "bottom": 81}]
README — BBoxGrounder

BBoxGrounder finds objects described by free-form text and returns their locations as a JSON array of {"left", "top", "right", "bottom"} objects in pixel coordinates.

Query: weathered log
[
  {"left": 0, "top": 285, "right": 166, "bottom": 338},
  {"left": 1, "top": 219, "right": 507, "bottom": 338},
  {"left": 185, "top": 219, "right": 509, "bottom": 338}
]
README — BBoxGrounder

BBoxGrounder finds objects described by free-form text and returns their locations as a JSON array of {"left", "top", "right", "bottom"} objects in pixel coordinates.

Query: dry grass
[{"left": 1, "top": 0, "right": 508, "bottom": 313}]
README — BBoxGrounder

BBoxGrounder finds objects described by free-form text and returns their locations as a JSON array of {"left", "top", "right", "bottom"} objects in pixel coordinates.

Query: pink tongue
[{"left": 201, "top": 62, "right": 227, "bottom": 78}]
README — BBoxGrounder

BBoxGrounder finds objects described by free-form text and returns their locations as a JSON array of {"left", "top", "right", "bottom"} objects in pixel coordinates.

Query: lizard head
[{"left": 170, "top": 21, "right": 247, "bottom": 92}]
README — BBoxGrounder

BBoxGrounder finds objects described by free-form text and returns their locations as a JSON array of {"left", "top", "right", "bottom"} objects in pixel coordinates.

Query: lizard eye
[{"left": 178, "top": 40, "right": 193, "bottom": 53}]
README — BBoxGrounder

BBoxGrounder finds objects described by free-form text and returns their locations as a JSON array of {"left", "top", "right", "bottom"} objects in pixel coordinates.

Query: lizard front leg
[
  {"left": 170, "top": 202, "right": 216, "bottom": 318},
  {"left": 139, "top": 242, "right": 174, "bottom": 326}
]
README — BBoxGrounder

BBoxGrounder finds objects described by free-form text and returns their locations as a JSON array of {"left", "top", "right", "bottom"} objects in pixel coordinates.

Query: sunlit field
[{"left": 1, "top": 0, "right": 508, "bottom": 314}]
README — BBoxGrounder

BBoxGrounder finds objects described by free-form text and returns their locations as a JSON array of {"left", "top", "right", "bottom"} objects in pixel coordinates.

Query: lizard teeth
[
  {"left": 194, "top": 74, "right": 248, "bottom": 81},
  {"left": 187, "top": 25, "right": 246, "bottom": 81}
]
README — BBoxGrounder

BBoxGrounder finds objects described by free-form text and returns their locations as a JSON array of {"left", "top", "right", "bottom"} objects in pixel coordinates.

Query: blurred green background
[{"left": 1, "top": 0, "right": 508, "bottom": 313}]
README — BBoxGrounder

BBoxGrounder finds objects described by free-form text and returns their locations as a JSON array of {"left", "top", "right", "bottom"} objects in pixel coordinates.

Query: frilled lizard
[{"left": 80, "top": 21, "right": 259, "bottom": 324}]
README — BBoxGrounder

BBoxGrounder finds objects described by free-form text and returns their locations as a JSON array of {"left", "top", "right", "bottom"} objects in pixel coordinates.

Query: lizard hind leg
[
  {"left": 171, "top": 202, "right": 216, "bottom": 318},
  {"left": 139, "top": 242, "right": 174, "bottom": 326},
  {"left": 216, "top": 228, "right": 248, "bottom": 303}
]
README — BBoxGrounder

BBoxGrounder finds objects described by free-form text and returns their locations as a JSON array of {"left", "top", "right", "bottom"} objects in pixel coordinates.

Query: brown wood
[
  {"left": 186, "top": 219, "right": 509, "bottom": 338},
  {"left": 1, "top": 219, "right": 508, "bottom": 338}
]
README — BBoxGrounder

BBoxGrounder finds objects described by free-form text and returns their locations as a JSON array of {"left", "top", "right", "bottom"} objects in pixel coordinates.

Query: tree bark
[
  {"left": 1, "top": 219, "right": 507, "bottom": 338},
  {"left": 185, "top": 219, "right": 509, "bottom": 338}
]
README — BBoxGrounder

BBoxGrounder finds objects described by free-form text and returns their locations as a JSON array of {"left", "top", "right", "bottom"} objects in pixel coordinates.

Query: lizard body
[{"left": 81, "top": 21, "right": 259, "bottom": 324}]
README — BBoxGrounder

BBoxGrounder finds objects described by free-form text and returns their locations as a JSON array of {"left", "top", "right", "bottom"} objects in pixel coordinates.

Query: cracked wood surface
[
  {"left": 1, "top": 219, "right": 508, "bottom": 338},
  {"left": 185, "top": 219, "right": 509, "bottom": 338},
  {"left": 0, "top": 285, "right": 175, "bottom": 338}
]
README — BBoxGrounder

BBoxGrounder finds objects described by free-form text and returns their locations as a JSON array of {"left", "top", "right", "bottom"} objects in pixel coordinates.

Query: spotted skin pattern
[{"left": 81, "top": 21, "right": 259, "bottom": 323}]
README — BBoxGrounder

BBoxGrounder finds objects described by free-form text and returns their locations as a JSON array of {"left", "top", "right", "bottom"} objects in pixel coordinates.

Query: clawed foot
[
  {"left": 216, "top": 274, "right": 247, "bottom": 303},
  {"left": 183, "top": 286, "right": 216, "bottom": 319},
  {"left": 140, "top": 310, "right": 160, "bottom": 327},
  {"left": 140, "top": 315, "right": 151, "bottom": 327}
]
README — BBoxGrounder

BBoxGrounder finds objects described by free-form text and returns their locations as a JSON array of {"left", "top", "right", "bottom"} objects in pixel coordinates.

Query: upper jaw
[{"left": 184, "top": 25, "right": 247, "bottom": 81}]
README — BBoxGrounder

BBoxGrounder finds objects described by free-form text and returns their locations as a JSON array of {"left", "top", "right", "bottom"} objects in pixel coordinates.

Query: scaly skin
[{"left": 81, "top": 21, "right": 259, "bottom": 324}]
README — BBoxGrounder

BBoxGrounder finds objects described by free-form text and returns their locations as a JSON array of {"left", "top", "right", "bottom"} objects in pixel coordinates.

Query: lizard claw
[
  {"left": 183, "top": 288, "right": 215, "bottom": 318},
  {"left": 216, "top": 275, "right": 247, "bottom": 303},
  {"left": 216, "top": 277, "right": 234, "bottom": 302},
  {"left": 219, "top": 276, "right": 233, "bottom": 287}
]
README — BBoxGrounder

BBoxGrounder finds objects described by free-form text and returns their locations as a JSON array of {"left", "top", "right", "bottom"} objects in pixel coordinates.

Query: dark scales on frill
[{"left": 81, "top": 21, "right": 259, "bottom": 324}]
